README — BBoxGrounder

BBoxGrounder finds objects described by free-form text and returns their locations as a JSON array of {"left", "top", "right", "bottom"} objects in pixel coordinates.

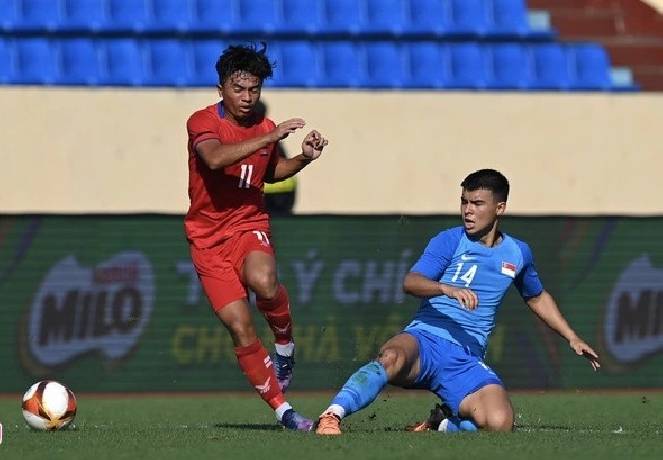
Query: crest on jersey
[{"left": 501, "top": 262, "right": 516, "bottom": 278}]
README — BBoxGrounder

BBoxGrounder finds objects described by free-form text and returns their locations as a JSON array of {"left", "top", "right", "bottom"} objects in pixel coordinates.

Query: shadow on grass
[{"left": 214, "top": 423, "right": 282, "bottom": 431}]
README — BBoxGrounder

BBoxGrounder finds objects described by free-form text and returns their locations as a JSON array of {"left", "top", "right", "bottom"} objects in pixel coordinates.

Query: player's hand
[
  {"left": 272, "top": 118, "right": 305, "bottom": 142},
  {"left": 301, "top": 130, "right": 329, "bottom": 160},
  {"left": 569, "top": 337, "right": 601, "bottom": 371},
  {"left": 448, "top": 287, "right": 478, "bottom": 311}
]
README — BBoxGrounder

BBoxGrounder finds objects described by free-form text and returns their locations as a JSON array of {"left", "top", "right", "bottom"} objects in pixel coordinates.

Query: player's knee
[
  {"left": 225, "top": 318, "right": 257, "bottom": 344},
  {"left": 248, "top": 270, "right": 278, "bottom": 299},
  {"left": 483, "top": 408, "right": 514, "bottom": 432},
  {"left": 376, "top": 347, "right": 404, "bottom": 376}
]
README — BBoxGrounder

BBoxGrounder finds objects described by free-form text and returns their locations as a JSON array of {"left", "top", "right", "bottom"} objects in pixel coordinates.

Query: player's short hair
[
  {"left": 215, "top": 43, "right": 274, "bottom": 85},
  {"left": 461, "top": 169, "right": 510, "bottom": 202}
]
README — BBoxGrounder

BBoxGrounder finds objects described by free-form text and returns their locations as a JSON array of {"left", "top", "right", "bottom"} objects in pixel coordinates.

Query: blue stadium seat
[
  {"left": 146, "top": 40, "right": 191, "bottom": 86},
  {"left": 319, "top": 41, "right": 362, "bottom": 87},
  {"left": 362, "top": 41, "right": 404, "bottom": 88},
  {"left": 447, "top": 0, "right": 488, "bottom": 37},
  {"left": 192, "top": 0, "right": 235, "bottom": 33},
  {"left": 14, "top": 0, "right": 62, "bottom": 31},
  {"left": 57, "top": 38, "right": 101, "bottom": 85},
  {"left": 280, "top": 0, "right": 323, "bottom": 34},
  {"left": 271, "top": 41, "right": 319, "bottom": 87},
  {"left": 365, "top": 0, "right": 407, "bottom": 35},
  {"left": 190, "top": 40, "right": 224, "bottom": 86},
  {"left": 404, "top": 41, "right": 447, "bottom": 88},
  {"left": 489, "top": 0, "right": 529, "bottom": 37},
  {"left": 320, "top": 0, "right": 363, "bottom": 35},
  {"left": 0, "top": 0, "right": 19, "bottom": 31},
  {"left": 61, "top": 0, "right": 107, "bottom": 32},
  {"left": 148, "top": 0, "right": 194, "bottom": 32},
  {"left": 407, "top": 0, "right": 447, "bottom": 35},
  {"left": 486, "top": 43, "right": 530, "bottom": 89},
  {"left": 14, "top": 38, "right": 58, "bottom": 84},
  {"left": 570, "top": 43, "right": 611, "bottom": 90},
  {"left": 234, "top": 0, "right": 279, "bottom": 34},
  {"left": 0, "top": 38, "right": 16, "bottom": 83},
  {"left": 100, "top": 39, "right": 145, "bottom": 86},
  {"left": 107, "top": 0, "right": 150, "bottom": 32},
  {"left": 529, "top": 43, "right": 570, "bottom": 90},
  {"left": 446, "top": 43, "right": 485, "bottom": 89}
]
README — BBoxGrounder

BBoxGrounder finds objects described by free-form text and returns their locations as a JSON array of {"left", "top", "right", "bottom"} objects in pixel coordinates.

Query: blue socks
[
  {"left": 440, "top": 416, "right": 479, "bottom": 433},
  {"left": 330, "top": 361, "right": 388, "bottom": 418}
]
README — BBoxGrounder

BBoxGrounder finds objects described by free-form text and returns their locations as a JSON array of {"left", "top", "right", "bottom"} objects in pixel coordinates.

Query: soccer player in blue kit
[{"left": 316, "top": 169, "right": 600, "bottom": 435}]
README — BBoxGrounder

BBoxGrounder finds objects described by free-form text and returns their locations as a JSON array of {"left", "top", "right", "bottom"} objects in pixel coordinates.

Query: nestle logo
[
  {"left": 603, "top": 255, "right": 663, "bottom": 364},
  {"left": 20, "top": 251, "right": 155, "bottom": 370}
]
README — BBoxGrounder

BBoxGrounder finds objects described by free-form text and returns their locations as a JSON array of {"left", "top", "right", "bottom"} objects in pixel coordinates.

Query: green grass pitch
[{"left": 1, "top": 392, "right": 661, "bottom": 460}]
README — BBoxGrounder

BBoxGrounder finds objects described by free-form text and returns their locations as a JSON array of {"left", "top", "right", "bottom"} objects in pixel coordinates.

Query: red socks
[
  {"left": 256, "top": 285, "right": 293, "bottom": 345},
  {"left": 234, "top": 340, "right": 285, "bottom": 410}
]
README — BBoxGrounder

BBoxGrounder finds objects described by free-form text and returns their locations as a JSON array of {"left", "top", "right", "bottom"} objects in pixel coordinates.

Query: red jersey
[{"left": 185, "top": 103, "right": 278, "bottom": 248}]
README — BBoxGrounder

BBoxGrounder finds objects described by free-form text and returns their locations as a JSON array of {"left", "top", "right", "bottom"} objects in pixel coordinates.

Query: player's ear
[
  {"left": 216, "top": 84, "right": 223, "bottom": 97},
  {"left": 496, "top": 201, "right": 506, "bottom": 216}
]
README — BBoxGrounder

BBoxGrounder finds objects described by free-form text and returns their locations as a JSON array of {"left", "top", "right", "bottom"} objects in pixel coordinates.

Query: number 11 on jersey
[{"left": 239, "top": 164, "right": 253, "bottom": 188}]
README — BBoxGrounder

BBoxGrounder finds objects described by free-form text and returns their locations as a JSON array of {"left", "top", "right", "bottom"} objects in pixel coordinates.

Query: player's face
[
  {"left": 218, "top": 71, "right": 262, "bottom": 121},
  {"left": 460, "top": 188, "right": 506, "bottom": 236}
]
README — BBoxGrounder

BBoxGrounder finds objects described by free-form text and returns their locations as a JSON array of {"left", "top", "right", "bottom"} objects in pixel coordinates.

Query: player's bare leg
[
  {"left": 458, "top": 384, "right": 514, "bottom": 432},
  {"left": 244, "top": 250, "right": 296, "bottom": 392},
  {"left": 215, "top": 299, "right": 312, "bottom": 431},
  {"left": 316, "top": 333, "right": 420, "bottom": 435}
]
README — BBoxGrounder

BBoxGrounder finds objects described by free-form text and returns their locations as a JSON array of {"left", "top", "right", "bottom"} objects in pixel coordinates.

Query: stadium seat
[
  {"left": 192, "top": 0, "right": 235, "bottom": 33},
  {"left": 13, "top": 0, "right": 62, "bottom": 31},
  {"left": 0, "top": 38, "right": 15, "bottom": 84},
  {"left": 100, "top": 39, "right": 145, "bottom": 86},
  {"left": 107, "top": 0, "right": 150, "bottom": 32},
  {"left": 489, "top": 0, "right": 529, "bottom": 37},
  {"left": 362, "top": 41, "right": 404, "bottom": 88},
  {"left": 319, "top": 41, "right": 362, "bottom": 87},
  {"left": 570, "top": 43, "right": 611, "bottom": 90},
  {"left": 407, "top": 0, "right": 447, "bottom": 35},
  {"left": 446, "top": 43, "right": 485, "bottom": 89},
  {"left": 148, "top": 0, "right": 194, "bottom": 32},
  {"left": 280, "top": 0, "right": 323, "bottom": 34},
  {"left": 365, "top": 0, "right": 407, "bottom": 35},
  {"left": 234, "top": 0, "right": 279, "bottom": 34},
  {"left": 271, "top": 41, "right": 320, "bottom": 87},
  {"left": 145, "top": 40, "right": 191, "bottom": 86},
  {"left": 14, "top": 38, "right": 58, "bottom": 84},
  {"left": 320, "top": 0, "right": 363, "bottom": 35},
  {"left": 404, "top": 41, "right": 447, "bottom": 88},
  {"left": 447, "top": 0, "right": 488, "bottom": 37},
  {"left": 190, "top": 40, "right": 224, "bottom": 86},
  {"left": 486, "top": 43, "right": 530, "bottom": 89},
  {"left": 0, "top": 0, "right": 18, "bottom": 31},
  {"left": 529, "top": 43, "right": 570, "bottom": 90},
  {"left": 57, "top": 38, "right": 101, "bottom": 85},
  {"left": 61, "top": 0, "right": 107, "bottom": 32}
]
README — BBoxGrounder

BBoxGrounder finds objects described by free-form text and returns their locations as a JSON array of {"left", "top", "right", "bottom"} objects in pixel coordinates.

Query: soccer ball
[{"left": 22, "top": 381, "right": 77, "bottom": 430}]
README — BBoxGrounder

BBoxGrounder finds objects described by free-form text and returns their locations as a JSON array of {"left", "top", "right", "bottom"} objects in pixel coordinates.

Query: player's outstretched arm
[
  {"left": 268, "top": 129, "right": 329, "bottom": 182},
  {"left": 526, "top": 290, "right": 601, "bottom": 371},
  {"left": 196, "top": 118, "right": 305, "bottom": 170},
  {"left": 403, "top": 272, "right": 478, "bottom": 310}
]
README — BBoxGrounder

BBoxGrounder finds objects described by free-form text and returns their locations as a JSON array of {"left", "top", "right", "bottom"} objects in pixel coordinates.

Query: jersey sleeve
[
  {"left": 187, "top": 110, "right": 221, "bottom": 151},
  {"left": 513, "top": 240, "right": 544, "bottom": 300},
  {"left": 410, "top": 227, "right": 463, "bottom": 281}
]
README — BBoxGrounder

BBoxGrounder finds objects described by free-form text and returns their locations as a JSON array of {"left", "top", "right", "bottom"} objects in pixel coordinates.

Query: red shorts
[{"left": 190, "top": 230, "right": 274, "bottom": 312}]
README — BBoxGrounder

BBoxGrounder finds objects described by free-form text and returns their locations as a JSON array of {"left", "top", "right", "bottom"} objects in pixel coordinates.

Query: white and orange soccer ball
[{"left": 22, "top": 381, "right": 77, "bottom": 430}]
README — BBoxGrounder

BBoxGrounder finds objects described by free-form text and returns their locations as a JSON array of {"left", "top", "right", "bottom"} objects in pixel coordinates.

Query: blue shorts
[{"left": 405, "top": 328, "right": 504, "bottom": 416}]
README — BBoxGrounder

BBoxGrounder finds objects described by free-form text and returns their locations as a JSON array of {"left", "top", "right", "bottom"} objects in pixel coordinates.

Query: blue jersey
[{"left": 404, "top": 226, "right": 543, "bottom": 358}]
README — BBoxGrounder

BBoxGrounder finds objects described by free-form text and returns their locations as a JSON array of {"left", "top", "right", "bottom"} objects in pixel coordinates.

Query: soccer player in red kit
[{"left": 185, "top": 44, "right": 329, "bottom": 431}]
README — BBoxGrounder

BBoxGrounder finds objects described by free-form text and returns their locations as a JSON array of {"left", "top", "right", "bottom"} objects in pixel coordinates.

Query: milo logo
[
  {"left": 603, "top": 255, "right": 663, "bottom": 364},
  {"left": 22, "top": 251, "right": 154, "bottom": 369}
]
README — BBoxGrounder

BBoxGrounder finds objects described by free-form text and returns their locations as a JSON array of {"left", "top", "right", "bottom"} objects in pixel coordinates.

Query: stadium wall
[
  {"left": 1, "top": 214, "right": 662, "bottom": 392},
  {"left": 1, "top": 88, "right": 662, "bottom": 215}
]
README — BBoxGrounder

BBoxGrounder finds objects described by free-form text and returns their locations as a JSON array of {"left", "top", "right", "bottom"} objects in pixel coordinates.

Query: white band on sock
[
  {"left": 328, "top": 404, "right": 346, "bottom": 419},
  {"left": 275, "top": 402, "right": 293, "bottom": 421},
  {"left": 275, "top": 341, "right": 295, "bottom": 357}
]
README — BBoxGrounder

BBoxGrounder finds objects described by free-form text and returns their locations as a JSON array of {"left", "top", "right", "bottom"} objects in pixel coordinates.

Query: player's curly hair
[
  {"left": 215, "top": 42, "right": 274, "bottom": 85},
  {"left": 461, "top": 169, "right": 510, "bottom": 202}
]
